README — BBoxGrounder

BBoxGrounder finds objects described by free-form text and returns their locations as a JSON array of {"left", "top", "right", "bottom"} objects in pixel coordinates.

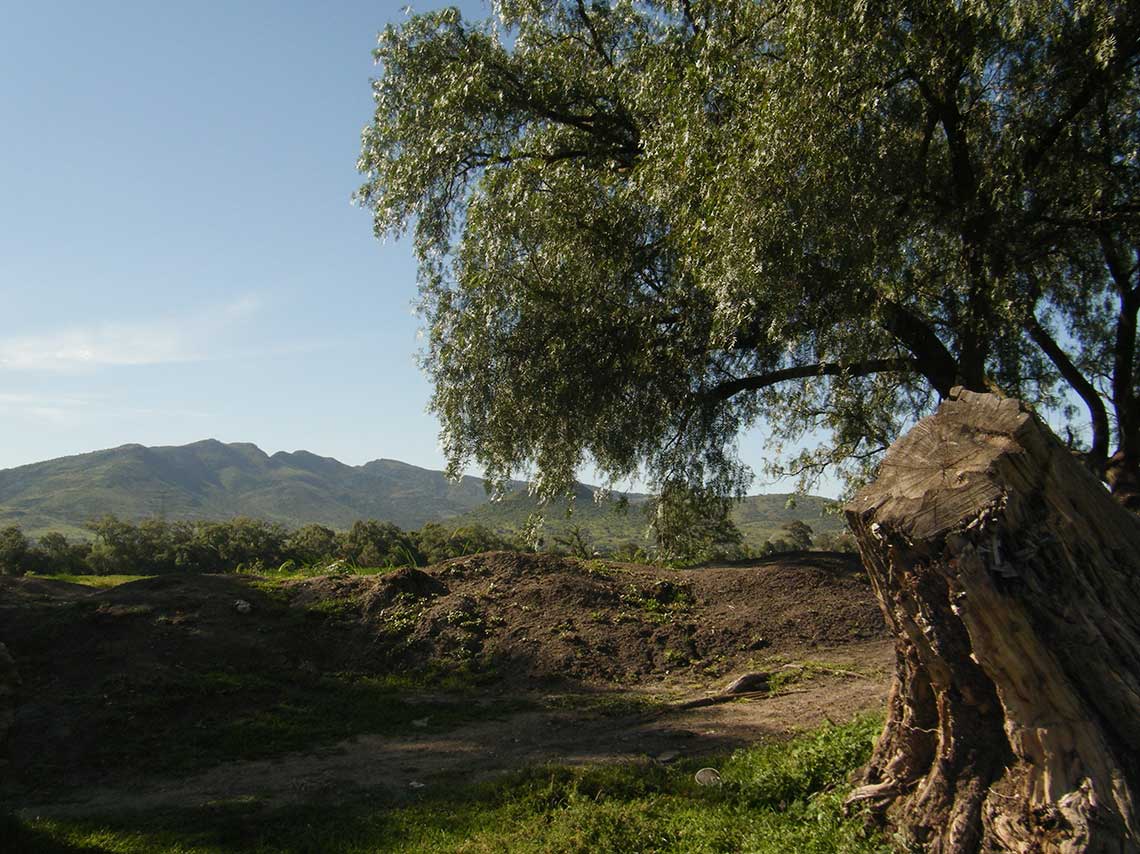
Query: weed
[
  {"left": 620, "top": 582, "right": 694, "bottom": 625},
  {"left": 663, "top": 647, "right": 690, "bottom": 667}
]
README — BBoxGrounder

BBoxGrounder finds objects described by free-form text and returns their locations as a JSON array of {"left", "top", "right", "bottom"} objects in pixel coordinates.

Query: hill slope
[{"left": 0, "top": 441, "right": 495, "bottom": 535}]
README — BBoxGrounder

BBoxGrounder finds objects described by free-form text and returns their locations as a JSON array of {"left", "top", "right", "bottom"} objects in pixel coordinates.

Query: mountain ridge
[{"left": 0, "top": 440, "right": 843, "bottom": 547}]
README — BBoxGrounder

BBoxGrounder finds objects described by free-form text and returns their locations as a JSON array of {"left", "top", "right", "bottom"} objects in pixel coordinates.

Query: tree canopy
[{"left": 358, "top": 0, "right": 1140, "bottom": 501}]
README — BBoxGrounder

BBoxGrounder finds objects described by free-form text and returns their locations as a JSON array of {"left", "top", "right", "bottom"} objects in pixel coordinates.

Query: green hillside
[
  {"left": 0, "top": 441, "right": 843, "bottom": 550},
  {"left": 0, "top": 441, "right": 498, "bottom": 536}
]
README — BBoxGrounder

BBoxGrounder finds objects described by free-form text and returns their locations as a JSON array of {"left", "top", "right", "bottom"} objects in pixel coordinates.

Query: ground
[{"left": 0, "top": 551, "right": 892, "bottom": 831}]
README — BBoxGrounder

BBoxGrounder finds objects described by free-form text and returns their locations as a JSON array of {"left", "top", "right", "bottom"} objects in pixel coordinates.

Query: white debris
[{"left": 694, "top": 767, "right": 722, "bottom": 786}]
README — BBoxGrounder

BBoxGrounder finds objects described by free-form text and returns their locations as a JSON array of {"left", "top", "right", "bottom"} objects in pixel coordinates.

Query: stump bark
[{"left": 845, "top": 389, "right": 1140, "bottom": 853}]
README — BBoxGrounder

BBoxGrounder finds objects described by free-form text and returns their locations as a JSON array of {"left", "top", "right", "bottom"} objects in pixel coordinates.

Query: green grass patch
[
  {"left": 28, "top": 573, "right": 152, "bottom": 588},
  {"left": 539, "top": 691, "right": 667, "bottom": 718},
  {"left": 757, "top": 657, "right": 876, "bottom": 694},
  {"left": 35, "top": 669, "right": 526, "bottom": 791},
  {"left": 10, "top": 715, "right": 890, "bottom": 853}
]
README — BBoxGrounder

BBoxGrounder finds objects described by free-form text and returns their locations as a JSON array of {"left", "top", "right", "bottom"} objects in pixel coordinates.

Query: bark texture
[{"left": 845, "top": 389, "right": 1140, "bottom": 853}]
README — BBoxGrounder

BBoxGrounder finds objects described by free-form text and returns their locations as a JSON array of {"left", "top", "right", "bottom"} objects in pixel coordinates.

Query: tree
[
  {"left": 86, "top": 515, "right": 144, "bottom": 575},
  {"left": 415, "top": 521, "right": 515, "bottom": 563},
  {"left": 35, "top": 532, "right": 90, "bottom": 575},
  {"left": 0, "top": 526, "right": 29, "bottom": 577},
  {"left": 286, "top": 524, "right": 340, "bottom": 566},
  {"left": 358, "top": 0, "right": 1139, "bottom": 504},
  {"left": 552, "top": 523, "right": 593, "bottom": 558},
  {"left": 339, "top": 520, "right": 421, "bottom": 568},
  {"left": 779, "top": 520, "right": 814, "bottom": 551},
  {"left": 646, "top": 480, "right": 745, "bottom": 563}
]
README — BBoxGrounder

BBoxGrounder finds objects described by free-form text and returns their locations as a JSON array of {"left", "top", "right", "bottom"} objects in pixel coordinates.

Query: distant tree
[
  {"left": 416, "top": 522, "right": 514, "bottom": 564},
  {"left": 0, "top": 526, "right": 30, "bottom": 576},
  {"left": 37, "top": 532, "right": 71, "bottom": 564},
  {"left": 779, "top": 520, "right": 814, "bottom": 551},
  {"left": 812, "top": 530, "right": 858, "bottom": 554},
  {"left": 34, "top": 531, "right": 91, "bottom": 574},
  {"left": 340, "top": 520, "right": 421, "bottom": 568},
  {"left": 647, "top": 481, "right": 744, "bottom": 563},
  {"left": 286, "top": 524, "right": 340, "bottom": 566},
  {"left": 553, "top": 524, "right": 593, "bottom": 559},
  {"left": 86, "top": 516, "right": 144, "bottom": 575},
  {"left": 195, "top": 518, "right": 288, "bottom": 572}
]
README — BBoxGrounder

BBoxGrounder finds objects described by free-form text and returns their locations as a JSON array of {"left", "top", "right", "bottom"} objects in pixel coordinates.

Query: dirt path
[{"left": 16, "top": 640, "right": 892, "bottom": 818}]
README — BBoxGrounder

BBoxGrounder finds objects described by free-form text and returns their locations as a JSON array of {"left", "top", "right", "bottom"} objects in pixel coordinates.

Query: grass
[
  {"left": 752, "top": 656, "right": 879, "bottom": 694},
  {"left": 7, "top": 715, "right": 891, "bottom": 854},
  {"left": 28, "top": 573, "right": 152, "bottom": 588},
  {"left": 27, "top": 668, "right": 527, "bottom": 793}
]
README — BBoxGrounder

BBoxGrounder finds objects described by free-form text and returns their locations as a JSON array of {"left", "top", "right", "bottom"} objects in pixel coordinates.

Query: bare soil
[{"left": 0, "top": 551, "right": 892, "bottom": 817}]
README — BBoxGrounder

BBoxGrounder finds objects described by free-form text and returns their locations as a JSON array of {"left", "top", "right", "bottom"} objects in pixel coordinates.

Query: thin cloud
[
  {"left": 0, "top": 296, "right": 264, "bottom": 373},
  {"left": 0, "top": 392, "right": 212, "bottom": 425}
]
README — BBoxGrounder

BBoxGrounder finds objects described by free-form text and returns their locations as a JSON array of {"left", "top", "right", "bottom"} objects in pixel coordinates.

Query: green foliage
[
  {"left": 2, "top": 515, "right": 533, "bottom": 579},
  {"left": 340, "top": 519, "right": 423, "bottom": 568},
  {"left": 416, "top": 521, "right": 516, "bottom": 563},
  {"left": 0, "top": 525, "right": 30, "bottom": 576},
  {"left": 552, "top": 523, "right": 593, "bottom": 558},
  {"left": 82, "top": 515, "right": 290, "bottom": 575},
  {"left": 284, "top": 523, "right": 338, "bottom": 565},
  {"left": 648, "top": 481, "right": 745, "bottom": 564},
  {"left": 458, "top": 485, "right": 842, "bottom": 559},
  {"left": 13, "top": 715, "right": 888, "bottom": 853},
  {"left": 358, "top": 0, "right": 1140, "bottom": 501}
]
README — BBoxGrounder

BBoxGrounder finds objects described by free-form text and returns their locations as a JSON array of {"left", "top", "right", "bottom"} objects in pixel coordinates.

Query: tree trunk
[{"left": 845, "top": 388, "right": 1140, "bottom": 853}]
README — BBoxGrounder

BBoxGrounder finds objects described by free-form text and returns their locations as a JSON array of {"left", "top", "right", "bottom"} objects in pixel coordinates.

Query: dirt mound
[
  {"left": 288, "top": 551, "right": 887, "bottom": 685},
  {"left": 0, "top": 552, "right": 887, "bottom": 802},
  {"left": 0, "top": 576, "right": 93, "bottom": 603}
]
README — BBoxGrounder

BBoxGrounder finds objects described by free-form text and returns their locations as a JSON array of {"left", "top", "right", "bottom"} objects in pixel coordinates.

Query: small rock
[
  {"left": 724, "top": 672, "right": 769, "bottom": 694},
  {"left": 408, "top": 781, "right": 426, "bottom": 789},
  {"left": 411, "top": 716, "right": 431, "bottom": 728},
  {"left": 694, "top": 768, "right": 722, "bottom": 786},
  {"left": 233, "top": 599, "right": 253, "bottom": 614},
  {"left": 657, "top": 750, "right": 680, "bottom": 763}
]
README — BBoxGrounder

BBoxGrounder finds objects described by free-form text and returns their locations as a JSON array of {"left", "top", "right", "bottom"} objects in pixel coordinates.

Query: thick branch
[
  {"left": 878, "top": 301, "right": 959, "bottom": 397},
  {"left": 704, "top": 358, "right": 917, "bottom": 401},
  {"left": 1024, "top": 315, "right": 1110, "bottom": 473}
]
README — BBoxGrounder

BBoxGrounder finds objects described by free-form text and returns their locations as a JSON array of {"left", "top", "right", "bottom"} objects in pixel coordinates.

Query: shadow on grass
[{"left": 9, "top": 715, "right": 890, "bottom": 854}]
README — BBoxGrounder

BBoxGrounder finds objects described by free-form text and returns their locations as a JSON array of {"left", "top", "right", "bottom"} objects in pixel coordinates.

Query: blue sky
[{"left": 0, "top": 1, "right": 822, "bottom": 495}]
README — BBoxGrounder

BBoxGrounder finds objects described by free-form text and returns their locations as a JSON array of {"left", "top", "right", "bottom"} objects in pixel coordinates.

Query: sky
[{"left": 0, "top": 0, "right": 827, "bottom": 496}]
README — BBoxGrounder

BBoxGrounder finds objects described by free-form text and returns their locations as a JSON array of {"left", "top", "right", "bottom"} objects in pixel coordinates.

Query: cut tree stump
[{"left": 845, "top": 388, "right": 1140, "bottom": 853}]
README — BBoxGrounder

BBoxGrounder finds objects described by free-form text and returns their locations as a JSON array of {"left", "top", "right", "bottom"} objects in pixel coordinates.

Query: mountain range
[{"left": 0, "top": 441, "right": 844, "bottom": 546}]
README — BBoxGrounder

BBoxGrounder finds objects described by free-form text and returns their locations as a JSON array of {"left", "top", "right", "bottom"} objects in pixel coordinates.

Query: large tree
[{"left": 357, "top": 0, "right": 1139, "bottom": 502}]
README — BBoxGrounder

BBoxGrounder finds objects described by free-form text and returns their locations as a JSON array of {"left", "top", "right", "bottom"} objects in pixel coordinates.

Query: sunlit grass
[
  {"left": 29, "top": 573, "right": 152, "bottom": 588},
  {"left": 10, "top": 714, "right": 890, "bottom": 854}
]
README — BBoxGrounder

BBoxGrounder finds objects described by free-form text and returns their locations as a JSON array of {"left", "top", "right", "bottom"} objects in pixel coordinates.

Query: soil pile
[{"left": 295, "top": 551, "right": 887, "bottom": 684}]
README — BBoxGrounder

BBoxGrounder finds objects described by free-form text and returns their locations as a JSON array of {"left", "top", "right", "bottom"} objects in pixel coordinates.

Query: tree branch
[
  {"left": 575, "top": 0, "right": 614, "bottom": 67},
  {"left": 681, "top": 0, "right": 702, "bottom": 34},
  {"left": 1023, "top": 314, "right": 1109, "bottom": 474},
  {"left": 877, "top": 300, "right": 959, "bottom": 396},
  {"left": 704, "top": 358, "right": 917, "bottom": 401}
]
